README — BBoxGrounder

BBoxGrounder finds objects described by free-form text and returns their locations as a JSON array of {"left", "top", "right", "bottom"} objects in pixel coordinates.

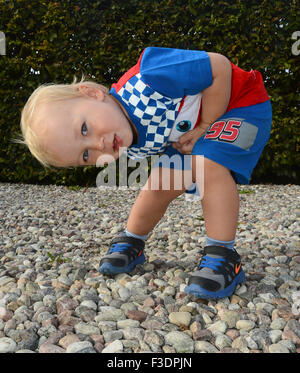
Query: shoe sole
[
  {"left": 98, "top": 254, "right": 146, "bottom": 275},
  {"left": 184, "top": 269, "right": 246, "bottom": 300}
]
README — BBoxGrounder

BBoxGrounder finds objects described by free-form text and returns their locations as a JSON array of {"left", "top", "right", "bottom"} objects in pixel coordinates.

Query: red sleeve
[{"left": 226, "top": 62, "right": 270, "bottom": 112}]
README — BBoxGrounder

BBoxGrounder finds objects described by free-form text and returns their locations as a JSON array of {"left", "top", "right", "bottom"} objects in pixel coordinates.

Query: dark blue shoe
[
  {"left": 98, "top": 234, "right": 146, "bottom": 275},
  {"left": 184, "top": 245, "right": 246, "bottom": 300}
]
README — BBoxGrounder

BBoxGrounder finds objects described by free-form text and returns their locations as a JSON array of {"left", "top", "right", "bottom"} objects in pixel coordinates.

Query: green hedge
[{"left": 0, "top": 0, "right": 299, "bottom": 186}]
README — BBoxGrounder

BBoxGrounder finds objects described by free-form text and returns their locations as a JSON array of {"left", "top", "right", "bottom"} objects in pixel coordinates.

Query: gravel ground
[{"left": 0, "top": 182, "right": 299, "bottom": 354}]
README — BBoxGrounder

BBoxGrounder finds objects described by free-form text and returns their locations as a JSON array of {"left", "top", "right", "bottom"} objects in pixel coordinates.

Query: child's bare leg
[
  {"left": 126, "top": 167, "right": 191, "bottom": 235},
  {"left": 192, "top": 156, "right": 239, "bottom": 241},
  {"left": 99, "top": 167, "right": 192, "bottom": 275},
  {"left": 185, "top": 155, "right": 244, "bottom": 299}
]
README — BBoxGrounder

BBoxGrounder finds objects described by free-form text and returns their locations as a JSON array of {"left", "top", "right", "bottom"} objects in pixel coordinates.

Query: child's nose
[
  {"left": 96, "top": 137, "right": 105, "bottom": 152},
  {"left": 90, "top": 137, "right": 105, "bottom": 154}
]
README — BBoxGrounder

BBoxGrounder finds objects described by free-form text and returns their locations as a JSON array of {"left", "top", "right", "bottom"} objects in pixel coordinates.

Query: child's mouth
[{"left": 113, "top": 134, "right": 122, "bottom": 152}]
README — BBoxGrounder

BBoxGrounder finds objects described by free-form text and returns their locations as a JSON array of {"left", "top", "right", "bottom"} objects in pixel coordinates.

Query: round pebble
[
  {"left": 269, "top": 330, "right": 282, "bottom": 344},
  {"left": 66, "top": 341, "right": 95, "bottom": 353},
  {"left": 270, "top": 318, "right": 286, "bottom": 330},
  {"left": 195, "top": 340, "right": 218, "bottom": 353},
  {"left": 169, "top": 312, "right": 191, "bottom": 327},
  {"left": 269, "top": 343, "right": 290, "bottom": 353},
  {"left": 207, "top": 320, "right": 227, "bottom": 335},
  {"left": 164, "top": 331, "right": 194, "bottom": 353},
  {"left": 236, "top": 320, "right": 256, "bottom": 331},
  {"left": 0, "top": 337, "right": 17, "bottom": 353},
  {"left": 74, "top": 322, "right": 100, "bottom": 336},
  {"left": 101, "top": 340, "right": 123, "bottom": 353},
  {"left": 220, "top": 311, "right": 240, "bottom": 328}
]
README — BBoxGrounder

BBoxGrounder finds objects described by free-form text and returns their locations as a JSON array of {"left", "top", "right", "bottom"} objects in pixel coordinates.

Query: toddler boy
[{"left": 19, "top": 47, "right": 272, "bottom": 299}]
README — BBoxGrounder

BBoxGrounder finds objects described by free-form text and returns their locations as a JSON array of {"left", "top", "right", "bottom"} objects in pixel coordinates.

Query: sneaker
[
  {"left": 98, "top": 234, "right": 146, "bottom": 275},
  {"left": 184, "top": 245, "right": 245, "bottom": 299}
]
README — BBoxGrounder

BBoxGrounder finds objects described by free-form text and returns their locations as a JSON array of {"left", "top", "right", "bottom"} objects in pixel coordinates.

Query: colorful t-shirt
[{"left": 109, "top": 47, "right": 269, "bottom": 160}]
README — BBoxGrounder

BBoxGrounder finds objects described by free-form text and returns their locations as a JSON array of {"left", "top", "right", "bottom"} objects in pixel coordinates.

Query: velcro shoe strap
[
  {"left": 110, "top": 235, "right": 145, "bottom": 250},
  {"left": 204, "top": 245, "right": 240, "bottom": 261}
]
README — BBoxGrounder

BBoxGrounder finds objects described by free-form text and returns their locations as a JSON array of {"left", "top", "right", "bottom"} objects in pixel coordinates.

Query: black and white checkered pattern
[{"left": 118, "top": 73, "right": 182, "bottom": 159}]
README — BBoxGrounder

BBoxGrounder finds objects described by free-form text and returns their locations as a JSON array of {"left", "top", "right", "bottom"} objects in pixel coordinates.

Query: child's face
[{"left": 34, "top": 85, "right": 135, "bottom": 167}]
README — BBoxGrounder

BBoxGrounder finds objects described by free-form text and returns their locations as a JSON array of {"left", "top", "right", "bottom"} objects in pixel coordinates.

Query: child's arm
[{"left": 172, "top": 52, "right": 232, "bottom": 154}]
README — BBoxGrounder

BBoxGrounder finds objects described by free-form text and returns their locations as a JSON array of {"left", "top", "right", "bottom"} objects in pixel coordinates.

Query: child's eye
[
  {"left": 81, "top": 123, "right": 88, "bottom": 162},
  {"left": 81, "top": 122, "right": 88, "bottom": 136},
  {"left": 83, "top": 150, "right": 89, "bottom": 162}
]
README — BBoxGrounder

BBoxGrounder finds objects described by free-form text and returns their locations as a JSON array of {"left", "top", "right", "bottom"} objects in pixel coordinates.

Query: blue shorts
[{"left": 153, "top": 100, "right": 272, "bottom": 189}]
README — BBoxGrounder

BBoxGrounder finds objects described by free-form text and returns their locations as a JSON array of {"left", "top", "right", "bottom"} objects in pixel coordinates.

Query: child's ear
[{"left": 77, "top": 85, "right": 105, "bottom": 100}]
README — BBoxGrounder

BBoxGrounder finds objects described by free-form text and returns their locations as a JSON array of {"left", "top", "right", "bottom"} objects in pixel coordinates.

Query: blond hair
[{"left": 14, "top": 76, "right": 108, "bottom": 168}]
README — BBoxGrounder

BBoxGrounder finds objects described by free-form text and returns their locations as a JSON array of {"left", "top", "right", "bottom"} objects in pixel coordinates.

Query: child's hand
[{"left": 172, "top": 123, "right": 209, "bottom": 154}]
